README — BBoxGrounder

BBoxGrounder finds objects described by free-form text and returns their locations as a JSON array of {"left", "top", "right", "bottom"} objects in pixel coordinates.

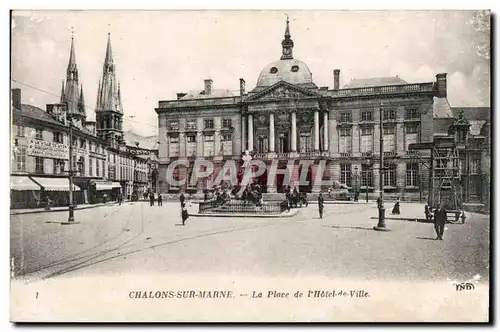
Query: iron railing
[{"left": 198, "top": 200, "right": 289, "bottom": 214}]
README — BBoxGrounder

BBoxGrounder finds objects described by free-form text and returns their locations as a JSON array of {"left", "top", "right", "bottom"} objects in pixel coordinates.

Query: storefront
[
  {"left": 10, "top": 176, "right": 42, "bottom": 209},
  {"left": 89, "top": 180, "right": 122, "bottom": 203},
  {"left": 30, "top": 176, "right": 84, "bottom": 207}
]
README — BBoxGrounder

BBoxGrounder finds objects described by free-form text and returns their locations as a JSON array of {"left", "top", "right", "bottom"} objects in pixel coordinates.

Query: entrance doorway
[
  {"left": 298, "top": 164, "right": 313, "bottom": 193},
  {"left": 278, "top": 132, "right": 289, "bottom": 153}
]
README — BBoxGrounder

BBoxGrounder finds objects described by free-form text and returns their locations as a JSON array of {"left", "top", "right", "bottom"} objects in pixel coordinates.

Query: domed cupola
[{"left": 255, "top": 17, "right": 314, "bottom": 87}]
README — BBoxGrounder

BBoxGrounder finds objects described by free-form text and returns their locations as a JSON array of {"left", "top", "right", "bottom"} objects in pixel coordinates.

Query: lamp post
[
  {"left": 374, "top": 103, "right": 390, "bottom": 231},
  {"left": 353, "top": 166, "right": 360, "bottom": 202},
  {"left": 61, "top": 114, "right": 81, "bottom": 225}
]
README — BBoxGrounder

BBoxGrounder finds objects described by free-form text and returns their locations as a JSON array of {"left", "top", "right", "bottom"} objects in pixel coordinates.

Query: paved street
[{"left": 10, "top": 201, "right": 490, "bottom": 283}]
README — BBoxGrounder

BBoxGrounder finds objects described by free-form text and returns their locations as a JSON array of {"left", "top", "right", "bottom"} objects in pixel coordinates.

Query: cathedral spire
[
  {"left": 280, "top": 15, "right": 294, "bottom": 60},
  {"left": 78, "top": 84, "right": 86, "bottom": 118},
  {"left": 64, "top": 31, "right": 80, "bottom": 116},
  {"left": 105, "top": 32, "right": 113, "bottom": 66},
  {"left": 67, "top": 30, "right": 78, "bottom": 81},
  {"left": 60, "top": 80, "right": 65, "bottom": 104}
]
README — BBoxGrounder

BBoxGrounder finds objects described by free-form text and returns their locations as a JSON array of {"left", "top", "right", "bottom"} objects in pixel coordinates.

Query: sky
[{"left": 11, "top": 10, "right": 490, "bottom": 137}]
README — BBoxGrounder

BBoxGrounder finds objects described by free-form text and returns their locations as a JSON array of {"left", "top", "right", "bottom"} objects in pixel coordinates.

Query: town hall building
[{"left": 155, "top": 19, "right": 489, "bottom": 206}]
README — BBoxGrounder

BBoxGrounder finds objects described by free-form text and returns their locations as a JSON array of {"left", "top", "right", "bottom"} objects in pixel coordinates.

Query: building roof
[
  {"left": 451, "top": 107, "right": 490, "bottom": 122},
  {"left": 14, "top": 104, "right": 63, "bottom": 126},
  {"left": 343, "top": 76, "right": 408, "bottom": 88},
  {"left": 180, "top": 89, "right": 235, "bottom": 100},
  {"left": 433, "top": 97, "right": 454, "bottom": 118},
  {"left": 123, "top": 130, "right": 158, "bottom": 150},
  {"left": 256, "top": 58, "right": 313, "bottom": 87}
]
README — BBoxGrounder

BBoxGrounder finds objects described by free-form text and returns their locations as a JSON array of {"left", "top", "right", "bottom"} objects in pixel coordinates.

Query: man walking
[
  {"left": 158, "top": 193, "right": 163, "bottom": 206},
  {"left": 149, "top": 192, "right": 155, "bottom": 207},
  {"left": 180, "top": 192, "right": 185, "bottom": 206},
  {"left": 318, "top": 192, "right": 324, "bottom": 219},
  {"left": 434, "top": 204, "right": 447, "bottom": 240},
  {"left": 181, "top": 202, "right": 189, "bottom": 226}
]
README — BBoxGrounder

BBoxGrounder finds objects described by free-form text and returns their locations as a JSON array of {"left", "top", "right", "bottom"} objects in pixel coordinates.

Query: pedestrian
[
  {"left": 433, "top": 204, "right": 447, "bottom": 240},
  {"left": 180, "top": 192, "right": 185, "bottom": 206},
  {"left": 103, "top": 193, "right": 108, "bottom": 204},
  {"left": 181, "top": 202, "right": 189, "bottom": 226},
  {"left": 150, "top": 192, "right": 155, "bottom": 207},
  {"left": 391, "top": 197, "right": 401, "bottom": 215},
  {"left": 318, "top": 192, "right": 324, "bottom": 219},
  {"left": 158, "top": 193, "right": 163, "bottom": 206}
]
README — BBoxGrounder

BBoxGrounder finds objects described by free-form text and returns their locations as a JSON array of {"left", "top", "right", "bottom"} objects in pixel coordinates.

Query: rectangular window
[
  {"left": 340, "top": 164, "right": 352, "bottom": 187},
  {"left": 222, "top": 118, "right": 232, "bottom": 129},
  {"left": 340, "top": 112, "right": 352, "bottom": 123},
  {"left": 360, "top": 127, "right": 373, "bottom": 153},
  {"left": 339, "top": 127, "right": 352, "bottom": 153},
  {"left": 361, "top": 164, "right": 373, "bottom": 187},
  {"left": 383, "top": 109, "right": 396, "bottom": 120},
  {"left": 168, "top": 121, "right": 179, "bottom": 131},
  {"left": 405, "top": 124, "right": 419, "bottom": 151},
  {"left": 204, "top": 119, "right": 214, "bottom": 129},
  {"left": 257, "top": 136, "right": 269, "bottom": 153},
  {"left": 383, "top": 126, "right": 396, "bottom": 152},
  {"left": 79, "top": 157, "right": 85, "bottom": 176},
  {"left": 169, "top": 136, "right": 179, "bottom": 143},
  {"left": 299, "top": 132, "right": 312, "bottom": 153},
  {"left": 80, "top": 139, "right": 86, "bottom": 149},
  {"left": 16, "top": 146, "right": 26, "bottom": 171},
  {"left": 35, "top": 156, "right": 44, "bottom": 174},
  {"left": 406, "top": 163, "right": 419, "bottom": 187},
  {"left": 186, "top": 135, "right": 196, "bottom": 157},
  {"left": 383, "top": 163, "right": 397, "bottom": 187},
  {"left": 222, "top": 138, "right": 233, "bottom": 155},
  {"left": 204, "top": 134, "right": 215, "bottom": 156},
  {"left": 457, "top": 130, "right": 467, "bottom": 144},
  {"left": 361, "top": 110, "right": 373, "bottom": 122},
  {"left": 186, "top": 120, "right": 197, "bottom": 130},
  {"left": 405, "top": 107, "right": 419, "bottom": 119},
  {"left": 96, "top": 159, "right": 101, "bottom": 177},
  {"left": 53, "top": 132, "right": 64, "bottom": 143},
  {"left": 470, "top": 157, "right": 481, "bottom": 174},
  {"left": 35, "top": 128, "right": 43, "bottom": 140},
  {"left": 16, "top": 125, "right": 25, "bottom": 138},
  {"left": 89, "top": 157, "right": 93, "bottom": 177}
]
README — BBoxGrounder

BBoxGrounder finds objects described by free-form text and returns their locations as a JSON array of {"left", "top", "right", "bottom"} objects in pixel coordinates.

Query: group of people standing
[{"left": 148, "top": 192, "right": 163, "bottom": 207}]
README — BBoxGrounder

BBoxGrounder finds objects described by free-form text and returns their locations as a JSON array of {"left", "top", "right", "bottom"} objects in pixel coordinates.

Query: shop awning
[
  {"left": 31, "top": 177, "right": 81, "bottom": 192},
  {"left": 10, "top": 176, "right": 41, "bottom": 191},
  {"left": 94, "top": 182, "right": 122, "bottom": 191}
]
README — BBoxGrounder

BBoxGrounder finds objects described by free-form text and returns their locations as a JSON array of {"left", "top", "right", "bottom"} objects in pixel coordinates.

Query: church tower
[
  {"left": 95, "top": 33, "right": 124, "bottom": 148},
  {"left": 280, "top": 16, "right": 294, "bottom": 60},
  {"left": 62, "top": 34, "right": 86, "bottom": 127}
]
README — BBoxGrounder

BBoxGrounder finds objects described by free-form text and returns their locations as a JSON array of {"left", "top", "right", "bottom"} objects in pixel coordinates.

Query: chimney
[
  {"left": 333, "top": 69, "right": 340, "bottom": 90},
  {"left": 436, "top": 73, "right": 447, "bottom": 98},
  {"left": 204, "top": 79, "right": 213, "bottom": 96},
  {"left": 11, "top": 88, "right": 21, "bottom": 110},
  {"left": 176, "top": 93, "right": 187, "bottom": 100},
  {"left": 239, "top": 78, "right": 246, "bottom": 96}
]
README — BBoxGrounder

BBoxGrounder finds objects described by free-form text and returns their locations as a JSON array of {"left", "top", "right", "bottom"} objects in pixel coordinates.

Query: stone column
[
  {"left": 241, "top": 115, "right": 246, "bottom": 152},
  {"left": 248, "top": 114, "right": 254, "bottom": 151},
  {"left": 323, "top": 111, "right": 329, "bottom": 152},
  {"left": 269, "top": 113, "right": 275, "bottom": 152},
  {"left": 314, "top": 110, "right": 320, "bottom": 151},
  {"left": 196, "top": 131, "right": 202, "bottom": 157},
  {"left": 291, "top": 112, "right": 297, "bottom": 152}
]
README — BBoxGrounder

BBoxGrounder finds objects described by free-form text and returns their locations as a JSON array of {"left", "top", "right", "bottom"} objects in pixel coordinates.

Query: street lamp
[
  {"left": 353, "top": 166, "right": 360, "bottom": 202},
  {"left": 61, "top": 113, "right": 82, "bottom": 225},
  {"left": 374, "top": 103, "right": 390, "bottom": 231}
]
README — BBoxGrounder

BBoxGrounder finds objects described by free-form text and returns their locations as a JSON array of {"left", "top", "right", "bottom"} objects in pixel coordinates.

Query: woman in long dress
[{"left": 392, "top": 197, "right": 401, "bottom": 215}]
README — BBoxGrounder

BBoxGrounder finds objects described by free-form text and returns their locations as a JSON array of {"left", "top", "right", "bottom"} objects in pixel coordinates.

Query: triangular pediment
[{"left": 246, "top": 81, "right": 320, "bottom": 101}]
